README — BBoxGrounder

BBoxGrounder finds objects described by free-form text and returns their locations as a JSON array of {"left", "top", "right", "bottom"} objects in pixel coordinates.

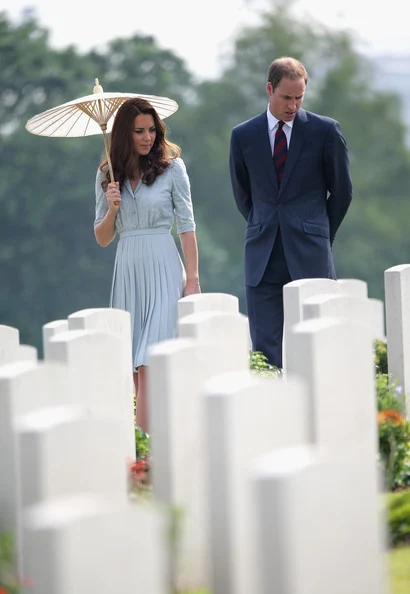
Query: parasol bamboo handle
[
  {"left": 101, "top": 126, "right": 114, "bottom": 181},
  {"left": 95, "top": 79, "right": 119, "bottom": 205},
  {"left": 100, "top": 123, "right": 120, "bottom": 205}
]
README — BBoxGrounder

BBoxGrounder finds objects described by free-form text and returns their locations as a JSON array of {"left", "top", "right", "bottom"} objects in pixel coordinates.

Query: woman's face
[{"left": 131, "top": 113, "right": 156, "bottom": 155}]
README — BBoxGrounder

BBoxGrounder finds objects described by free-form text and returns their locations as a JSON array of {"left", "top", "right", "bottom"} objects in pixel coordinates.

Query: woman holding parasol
[{"left": 94, "top": 97, "right": 201, "bottom": 433}]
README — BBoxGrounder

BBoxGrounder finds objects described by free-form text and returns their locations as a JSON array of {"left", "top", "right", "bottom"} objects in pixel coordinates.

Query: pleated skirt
[{"left": 110, "top": 228, "right": 185, "bottom": 370}]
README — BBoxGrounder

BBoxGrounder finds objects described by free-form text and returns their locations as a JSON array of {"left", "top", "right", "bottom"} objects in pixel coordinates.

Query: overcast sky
[{"left": 3, "top": 0, "right": 409, "bottom": 80}]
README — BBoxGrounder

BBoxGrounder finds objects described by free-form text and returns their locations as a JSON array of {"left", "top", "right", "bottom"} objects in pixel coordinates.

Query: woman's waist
[{"left": 118, "top": 228, "right": 172, "bottom": 238}]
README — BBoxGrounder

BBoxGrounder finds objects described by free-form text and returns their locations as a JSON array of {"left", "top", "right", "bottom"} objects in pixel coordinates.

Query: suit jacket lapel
[{"left": 279, "top": 109, "right": 308, "bottom": 196}]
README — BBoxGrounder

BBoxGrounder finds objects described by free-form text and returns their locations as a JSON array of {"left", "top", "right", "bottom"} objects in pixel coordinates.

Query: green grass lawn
[{"left": 388, "top": 546, "right": 410, "bottom": 594}]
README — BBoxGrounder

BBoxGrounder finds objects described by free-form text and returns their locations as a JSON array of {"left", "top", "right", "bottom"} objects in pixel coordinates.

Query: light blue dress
[{"left": 94, "top": 158, "right": 196, "bottom": 369}]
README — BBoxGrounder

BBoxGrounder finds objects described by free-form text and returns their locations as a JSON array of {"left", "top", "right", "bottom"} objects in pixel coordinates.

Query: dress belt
[{"left": 119, "top": 228, "right": 171, "bottom": 238}]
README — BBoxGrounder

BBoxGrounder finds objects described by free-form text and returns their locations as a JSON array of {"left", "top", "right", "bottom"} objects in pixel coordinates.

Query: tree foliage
[{"left": 1, "top": 6, "right": 410, "bottom": 350}]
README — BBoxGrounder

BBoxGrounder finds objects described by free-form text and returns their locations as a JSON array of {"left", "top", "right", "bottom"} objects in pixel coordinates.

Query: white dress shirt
[{"left": 267, "top": 107, "right": 294, "bottom": 154}]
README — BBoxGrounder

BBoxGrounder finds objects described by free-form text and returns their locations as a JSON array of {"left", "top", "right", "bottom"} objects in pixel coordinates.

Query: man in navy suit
[{"left": 229, "top": 56, "right": 353, "bottom": 369}]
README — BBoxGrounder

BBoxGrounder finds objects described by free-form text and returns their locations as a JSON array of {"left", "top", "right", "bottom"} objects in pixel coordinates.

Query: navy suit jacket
[{"left": 229, "top": 108, "right": 353, "bottom": 287}]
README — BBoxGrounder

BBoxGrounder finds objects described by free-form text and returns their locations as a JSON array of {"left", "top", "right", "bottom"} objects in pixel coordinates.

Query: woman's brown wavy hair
[{"left": 99, "top": 97, "right": 180, "bottom": 189}]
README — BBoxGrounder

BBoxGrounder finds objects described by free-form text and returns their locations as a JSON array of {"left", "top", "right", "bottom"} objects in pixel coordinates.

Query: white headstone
[
  {"left": 303, "top": 292, "right": 386, "bottom": 342},
  {"left": 369, "top": 298, "right": 386, "bottom": 341},
  {"left": 283, "top": 279, "right": 342, "bottom": 336},
  {"left": 45, "top": 330, "right": 119, "bottom": 409},
  {"left": 283, "top": 278, "right": 342, "bottom": 371},
  {"left": 148, "top": 337, "right": 238, "bottom": 590},
  {"left": 251, "top": 445, "right": 386, "bottom": 594},
  {"left": 68, "top": 308, "right": 133, "bottom": 375},
  {"left": 0, "top": 360, "right": 71, "bottom": 573},
  {"left": 46, "top": 329, "right": 134, "bottom": 458},
  {"left": 0, "top": 344, "right": 37, "bottom": 366},
  {"left": 0, "top": 325, "right": 36, "bottom": 365},
  {"left": 178, "top": 293, "right": 239, "bottom": 319},
  {"left": 42, "top": 320, "right": 69, "bottom": 360},
  {"left": 0, "top": 324, "right": 19, "bottom": 346},
  {"left": 67, "top": 308, "right": 135, "bottom": 457},
  {"left": 384, "top": 264, "right": 410, "bottom": 414},
  {"left": 178, "top": 311, "right": 249, "bottom": 372},
  {"left": 23, "top": 496, "right": 169, "bottom": 594},
  {"left": 303, "top": 293, "right": 372, "bottom": 328},
  {"left": 204, "top": 370, "right": 309, "bottom": 594},
  {"left": 337, "top": 278, "right": 368, "bottom": 298},
  {"left": 18, "top": 409, "right": 128, "bottom": 509},
  {"left": 286, "top": 317, "right": 377, "bottom": 458}
]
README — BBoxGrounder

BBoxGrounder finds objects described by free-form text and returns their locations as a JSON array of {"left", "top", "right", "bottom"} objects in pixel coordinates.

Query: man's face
[{"left": 266, "top": 76, "right": 306, "bottom": 121}]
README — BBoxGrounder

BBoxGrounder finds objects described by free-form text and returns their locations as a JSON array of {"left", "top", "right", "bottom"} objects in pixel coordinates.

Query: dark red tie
[{"left": 273, "top": 120, "right": 287, "bottom": 185}]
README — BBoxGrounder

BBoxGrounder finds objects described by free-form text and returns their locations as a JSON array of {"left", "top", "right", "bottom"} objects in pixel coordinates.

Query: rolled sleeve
[
  {"left": 171, "top": 158, "right": 196, "bottom": 234},
  {"left": 94, "top": 168, "right": 109, "bottom": 227}
]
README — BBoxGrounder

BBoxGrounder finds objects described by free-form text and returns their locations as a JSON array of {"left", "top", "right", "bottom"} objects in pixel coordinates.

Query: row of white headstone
[{"left": 1, "top": 264, "right": 410, "bottom": 593}]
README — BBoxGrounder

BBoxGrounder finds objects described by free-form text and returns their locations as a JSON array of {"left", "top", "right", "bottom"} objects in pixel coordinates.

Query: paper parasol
[{"left": 25, "top": 78, "right": 179, "bottom": 182}]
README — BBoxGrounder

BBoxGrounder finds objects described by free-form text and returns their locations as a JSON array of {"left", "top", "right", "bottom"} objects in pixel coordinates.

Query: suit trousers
[{"left": 245, "top": 229, "right": 292, "bottom": 369}]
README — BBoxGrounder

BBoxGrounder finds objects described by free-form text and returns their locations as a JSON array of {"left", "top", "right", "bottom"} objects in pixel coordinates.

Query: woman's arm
[
  {"left": 179, "top": 231, "right": 201, "bottom": 296},
  {"left": 94, "top": 181, "right": 121, "bottom": 247},
  {"left": 94, "top": 210, "right": 117, "bottom": 247}
]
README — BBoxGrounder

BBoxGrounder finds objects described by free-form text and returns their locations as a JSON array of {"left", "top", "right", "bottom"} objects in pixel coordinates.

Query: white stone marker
[
  {"left": 337, "top": 280, "right": 386, "bottom": 339},
  {"left": 178, "top": 293, "right": 239, "bottom": 319},
  {"left": 67, "top": 308, "right": 135, "bottom": 458},
  {"left": 283, "top": 278, "right": 342, "bottom": 371},
  {"left": 204, "top": 369, "right": 310, "bottom": 594},
  {"left": 286, "top": 317, "right": 377, "bottom": 458},
  {"left": 283, "top": 278, "right": 342, "bottom": 335},
  {"left": 0, "top": 360, "right": 71, "bottom": 573},
  {"left": 337, "top": 278, "right": 368, "bottom": 298},
  {"left": 384, "top": 264, "right": 410, "bottom": 414},
  {"left": 148, "top": 337, "right": 237, "bottom": 591},
  {"left": 17, "top": 408, "right": 128, "bottom": 509},
  {"left": 0, "top": 324, "right": 19, "bottom": 346},
  {"left": 46, "top": 329, "right": 127, "bottom": 417},
  {"left": 251, "top": 445, "right": 386, "bottom": 594},
  {"left": 303, "top": 293, "right": 372, "bottom": 328},
  {"left": 178, "top": 311, "right": 249, "bottom": 372},
  {"left": 23, "top": 496, "right": 169, "bottom": 594},
  {"left": 0, "top": 324, "right": 37, "bottom": 365},
  {"left": 280, "top": 316, "right": 385, "bottom": 575},
  {"left": 303, "top": 292, "right": 386, "bottom": 342},
  {"left": 68, "top": 308, "right": 133, "bottom": 372},
  {"left": 0, "top": 344, "right": 37, "bottom": 366},
  {"left": 369, "top": 298, "right": 387, "bottom": 342},
  {"left": 369, "top": 298, "right": 386, "bottom": 341},
  {"left": 42, "top": 320, "right": 69, "bottom": 359}
]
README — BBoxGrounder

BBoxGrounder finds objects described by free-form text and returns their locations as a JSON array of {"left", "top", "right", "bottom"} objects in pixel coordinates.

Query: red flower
[
  {"left": 128, "top": 455, "right": 151, "bottom": 488},
  {"left": 131, "top": 459, "right": 149, "bottom": 472}
]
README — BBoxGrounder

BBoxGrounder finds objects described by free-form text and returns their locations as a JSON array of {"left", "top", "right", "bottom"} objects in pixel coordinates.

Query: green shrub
[
  {"left": 373, "top": 340, "right": 410, "bottom": 490},
  {"left": 374, "top": 339, "right": 388, "bottom": 375},
  {"left": 377, "top": 373, "right": 406, "bottom": 413},
  {"left": 0, "top": 531, "right": 20, "bottom": 593},
  {"left": 249, "top": 351, "right": 281, "bottom": 378},
  {"left": 376, "top": 372, "right": 410, "bottom": 491},
  {"left": 135, "top": 427, "right": 150, "bottom": 460}
]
